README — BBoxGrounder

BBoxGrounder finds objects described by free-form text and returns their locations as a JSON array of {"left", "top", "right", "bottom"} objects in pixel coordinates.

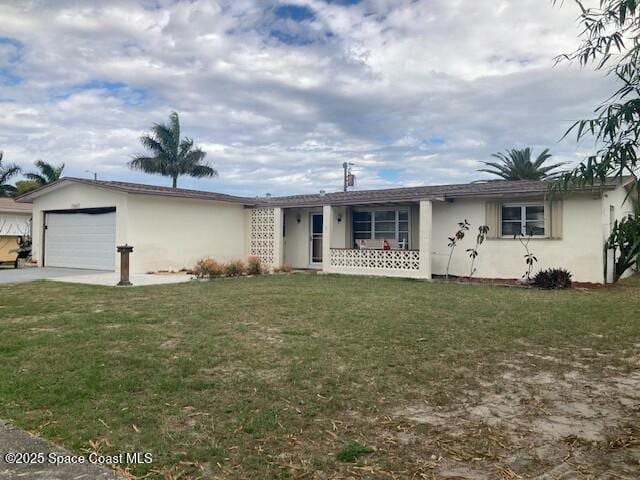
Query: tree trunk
[{"left": 172, "top": 176, "right": 178, "bottom": 188}]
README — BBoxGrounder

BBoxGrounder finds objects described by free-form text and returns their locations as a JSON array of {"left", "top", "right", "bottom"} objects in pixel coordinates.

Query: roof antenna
[
  {"left": 343, "top": 162, "right": 355, "bottom": 192},
  {"left": 85, "top": 170, "right": 98, "bottom": 181}
]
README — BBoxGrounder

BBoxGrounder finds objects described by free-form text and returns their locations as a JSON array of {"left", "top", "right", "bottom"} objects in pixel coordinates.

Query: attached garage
[
  {"left": 44, "top": 208, "right": 116, "bottom": 270},
  {"left": 17, "top": 177, "right": 254, "bottom": 274}
]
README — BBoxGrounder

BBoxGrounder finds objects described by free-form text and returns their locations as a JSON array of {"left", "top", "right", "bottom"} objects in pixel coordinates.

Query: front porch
[
  {"left": 321, "top": 201, "right": 433, "bottom": 279},
  {"left": 252, "top": 200, "right": 434, "bottom": 279}
]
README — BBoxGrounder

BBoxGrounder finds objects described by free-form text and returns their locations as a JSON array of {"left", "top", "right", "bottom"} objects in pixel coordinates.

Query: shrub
[
  {"left": 533, "top": 268, "right": 573, "bottom": 290},
  {"left": 246, "top": 256, "right": 265, "bottom": 275},
  {"left": 273, "top": 264, "right": 293, "bottom": 273},
  {"left": 193, "top": 258, "right": 224, "bottom": 279},
  {"left": 224, "top": 260, "right": 246, "bottom": 277},
  {"left": 336, "top": 441, "right": 374, "bottom": 463},
  {"left": 607, "top": 215, "right": 640, "bottom": 282}
]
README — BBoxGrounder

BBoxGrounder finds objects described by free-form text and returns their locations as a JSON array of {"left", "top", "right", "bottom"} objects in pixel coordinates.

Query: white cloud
[{"left": 0, "top": 0, "right": 613, "bottom": 195}]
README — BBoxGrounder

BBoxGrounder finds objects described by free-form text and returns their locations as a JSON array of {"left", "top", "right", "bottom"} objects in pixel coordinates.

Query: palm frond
[
  {"left": 169, "top": 111, "right": 180, "bottom": 150},
  {"left": 188, "top": 164, "right": 218, "bottom": 178},
  {"left": 532, "top": 149, "right": 552, "bottom": 168},
  {"left": 139, "top": 135, "right": 168, "bottom": 157},
  {"left": 0, "top": 153, "right": 21, "bottom": 188},
  {"left": 26, "top": 160, "right": 65, "bottom": 185},
  {"left": 128, "top": 156, "right": 166, "bottom": 175},
  {"left": 24, "top": 173, "right": 47, "bottom": 184},
  {"left": 0, "top": 184, "right": 17, "bottom": 197}
]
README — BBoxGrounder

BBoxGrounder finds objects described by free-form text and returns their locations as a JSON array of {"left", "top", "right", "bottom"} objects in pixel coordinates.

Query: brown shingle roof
[
  {"left": 16, "top": 177, "right": 259, "bottom": 205},
  {"left": 16, "top": 176, "right": 628, "bottom": 207},
  {"left": 0, "top": 197, "right": 32, "bottom": 213},
  {"left": 262, "top": 178, "right": 626, "bottom": 207}
]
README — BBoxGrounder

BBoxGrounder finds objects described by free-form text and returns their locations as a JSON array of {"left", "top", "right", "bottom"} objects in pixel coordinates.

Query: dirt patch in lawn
[{"left": 393, "top": 351, "right": 640, "bottom": 479}]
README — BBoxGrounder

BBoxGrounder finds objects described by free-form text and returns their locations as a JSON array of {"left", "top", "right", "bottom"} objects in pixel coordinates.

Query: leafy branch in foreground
[{"left": 554, "top": 0, "right": 640, "bottom": 200}]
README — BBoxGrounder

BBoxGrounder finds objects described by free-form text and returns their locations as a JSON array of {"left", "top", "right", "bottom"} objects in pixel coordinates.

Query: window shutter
[
  {"left": 485, "top": 202, "right": 500, "bottom": 239},
  {"left": 550, "top": 200, "right": 563, "bottom": 239},
  {"left": 544, "top": 201, "right": 552, "bottom": 238}
]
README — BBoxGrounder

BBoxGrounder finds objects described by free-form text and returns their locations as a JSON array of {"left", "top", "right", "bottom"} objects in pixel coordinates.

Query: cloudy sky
[{"left": 0, "top": 0, "right": 610, "bottom": 196}]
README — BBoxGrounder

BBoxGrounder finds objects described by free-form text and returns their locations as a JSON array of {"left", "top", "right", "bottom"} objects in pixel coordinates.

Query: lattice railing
[
  {"left": 330, "top": 249, "right": 420, "bottom": 271},
  {"left": 249, "top": 208, "right": 275, "bottom": 265}
]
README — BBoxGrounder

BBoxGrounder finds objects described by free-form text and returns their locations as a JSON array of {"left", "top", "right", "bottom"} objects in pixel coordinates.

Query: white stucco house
[{"left": 15, "top": 176, "right": 636, "bottom": 284}]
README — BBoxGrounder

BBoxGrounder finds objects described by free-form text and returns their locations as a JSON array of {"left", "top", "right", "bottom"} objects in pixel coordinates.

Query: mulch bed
[{"left": 433, "top": 275, "right": 607, "bottom": 289}]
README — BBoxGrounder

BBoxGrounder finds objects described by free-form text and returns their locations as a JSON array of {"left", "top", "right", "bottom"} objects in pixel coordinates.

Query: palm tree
[
  {"left": 0, "top": 151, "right": 21, "bottom": 197},
  {"left": 128, "top": 112, "right": 217, "bottom": 188},
  {"left": 478, "top": 148, "right": 565, "bottom": 181},
  {"left": 24, "top": 160, "right": 65, "bottom": 186}
]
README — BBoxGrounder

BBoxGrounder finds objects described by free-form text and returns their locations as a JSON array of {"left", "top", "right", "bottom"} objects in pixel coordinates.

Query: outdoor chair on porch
[{"left": 355, "top": 239, "right": 408, "bottom": 250}]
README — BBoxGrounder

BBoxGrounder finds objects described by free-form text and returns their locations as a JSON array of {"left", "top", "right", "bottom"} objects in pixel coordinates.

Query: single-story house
[
  {"left": 15, "top": 176, "right": 636, "bottom": 283},
  {"left": 0, "top": 198, "right": 32, "bottom": 265}
]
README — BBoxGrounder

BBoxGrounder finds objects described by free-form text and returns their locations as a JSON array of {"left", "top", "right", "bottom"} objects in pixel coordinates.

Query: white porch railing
[{"left": 329, "top": 248, "right": 420, "bottom": 271}]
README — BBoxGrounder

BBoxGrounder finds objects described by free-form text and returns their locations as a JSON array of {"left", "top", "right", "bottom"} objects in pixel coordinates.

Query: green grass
[
  {"left": 336, "top": 441, "right": 374, "bottom": 462},
  {"left": 0, "top": 274, "right": 639, "bottom": 478}
]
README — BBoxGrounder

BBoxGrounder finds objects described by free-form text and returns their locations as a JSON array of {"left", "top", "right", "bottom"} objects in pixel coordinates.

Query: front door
[{"left": 310, "top": 213, "right": 323, "bottom": 265}]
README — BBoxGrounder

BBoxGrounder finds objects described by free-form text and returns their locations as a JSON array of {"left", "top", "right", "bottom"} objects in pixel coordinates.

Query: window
[
  {"left": 353, "top": 208, "right": 410, "bottom": 247},
  {"left": 502, "top": 204, "right": 544, "bottom": 236}
]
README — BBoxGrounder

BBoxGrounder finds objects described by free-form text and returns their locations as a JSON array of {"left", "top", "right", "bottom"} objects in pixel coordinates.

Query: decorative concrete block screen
[
  {"left": 249, "top": 208, "right": 276, "bottom": 265},
  {"left": 330, "top": 249, "right": 420, "bottom": 271}
]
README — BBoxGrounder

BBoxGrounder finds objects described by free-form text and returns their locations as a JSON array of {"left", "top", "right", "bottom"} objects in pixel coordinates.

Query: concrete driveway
[
  {"left": 0, "top": 267, "right": 107, "bottom": 285},
  {"left": 0, "top": 266, "right": 192, "bottom": 286}
]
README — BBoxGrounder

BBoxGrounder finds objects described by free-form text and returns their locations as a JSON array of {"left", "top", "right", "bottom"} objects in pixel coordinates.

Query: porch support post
[
  {"left": 322, "top": 204, "right": 333, "bottom": 273},
  {"left": 418, "top": 200, "right": 432, "bottom": 279},
  {"left": 273, "top": 207, "right": 284, "bottom": 269}
]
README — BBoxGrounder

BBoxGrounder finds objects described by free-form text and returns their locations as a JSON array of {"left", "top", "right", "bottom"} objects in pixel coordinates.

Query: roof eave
[
  {"left": 125, "top": 190, "right": 258, "bottom": 206},
  {"left": 0, "top": 208, "right": 32, "bottom": 214},
  {"left": 15, "top": 177, "right": 258, "bottom": 206}
]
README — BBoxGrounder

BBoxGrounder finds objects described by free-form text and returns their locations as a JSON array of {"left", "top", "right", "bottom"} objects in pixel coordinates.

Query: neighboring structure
[
  {"left": 0, "top": 198, "right": 32, "bottom": 265},
  {"left": 16, "top": 176, "right": 636, "bottom": 283}
]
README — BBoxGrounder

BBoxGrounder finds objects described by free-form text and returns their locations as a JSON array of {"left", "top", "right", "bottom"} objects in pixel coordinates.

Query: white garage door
[{"left": 45, "top": 210, "right": 116, "bottom": 270}]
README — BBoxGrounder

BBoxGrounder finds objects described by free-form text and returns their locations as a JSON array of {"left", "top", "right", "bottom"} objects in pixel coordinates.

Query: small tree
[
  {"left": 607, "top": 215, "right": 640, "bottom": 282},
  {"left": 515, "top": 233, "right": 538, "bottom": 282},
  {"left": 445, "top": 219, "right": 470, "bottom": 279},
  {"left": 466, "top": 225, "right": 490, "bottom": 278}
]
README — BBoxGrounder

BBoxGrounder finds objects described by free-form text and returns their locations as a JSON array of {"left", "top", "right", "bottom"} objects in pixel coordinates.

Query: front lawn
[{"left": 1, "top": 274, "right": 639, "bottom": 479}]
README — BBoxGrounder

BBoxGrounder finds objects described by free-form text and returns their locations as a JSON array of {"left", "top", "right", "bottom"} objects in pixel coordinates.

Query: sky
[{"left": 0, "top": 0, "right": 612, "bottom": 196}]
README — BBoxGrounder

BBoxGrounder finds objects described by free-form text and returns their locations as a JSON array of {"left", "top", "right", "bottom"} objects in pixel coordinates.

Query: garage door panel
[{"left": 45, "top": 211, "right": 116, "bottom": 270}]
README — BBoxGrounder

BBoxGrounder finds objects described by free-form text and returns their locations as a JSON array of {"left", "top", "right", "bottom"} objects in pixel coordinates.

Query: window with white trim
[
  {"left": 353, "top": 208, "right": 410, "bottom": 247},
  {"left": 501, "top": 204, "right": 545, "bottom": 236}
]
